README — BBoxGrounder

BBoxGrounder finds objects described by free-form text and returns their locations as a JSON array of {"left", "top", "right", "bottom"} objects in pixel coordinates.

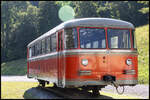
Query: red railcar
[{"left": 27, "top": 18, "right": 138, "bottom": 95}]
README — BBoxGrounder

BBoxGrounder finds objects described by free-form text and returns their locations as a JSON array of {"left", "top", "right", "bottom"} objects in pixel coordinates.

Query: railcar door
[{"left": 57, "top": 31, "right": 65, "bottom": 87}]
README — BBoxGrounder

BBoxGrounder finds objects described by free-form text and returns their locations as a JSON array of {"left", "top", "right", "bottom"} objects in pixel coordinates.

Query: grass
[
  {"left": 1, "top": 58, "right": 27, "bottom": 75},
  {"left": 135, "top": 24, "right": 149, "bottom": 84},
  {"left": 1, "top": 82, "right": 38, "bottom": 99}
]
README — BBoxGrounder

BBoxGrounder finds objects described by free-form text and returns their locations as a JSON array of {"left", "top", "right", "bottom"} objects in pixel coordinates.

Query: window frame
[
  {"left": 29, "top": 47, "right": 32, "bottom": 58},
  {"left": 50, "top": 33, "right": 57, "bottom": 52},
  {"left": 131, "top": 29, "right": 137, "bottom": 50},
  {"left": 35, "top": 43, "right": 38, "bottom": 56},
  {"left": 45, "top": 36, "right": 51, "bottom": 53},
  {"left": 31, "top": 45, "right": 35, "bottom": 57},
  {"left": 79, "top": 27, "right": 106, "bottom": 49},
  {"left": 41, "top": 39, "right": 45, "bottom": 54},
  {"left": 64, "top": 28, "right": 78, "bottom": 50},
  {"left": 107, "top": 28, "right": 132, "bottom": 49}
]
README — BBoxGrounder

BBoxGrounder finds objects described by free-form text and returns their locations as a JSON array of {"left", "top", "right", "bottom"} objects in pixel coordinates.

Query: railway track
[{"left": 37, "top": 85, "right": 113, "bottom": 99}]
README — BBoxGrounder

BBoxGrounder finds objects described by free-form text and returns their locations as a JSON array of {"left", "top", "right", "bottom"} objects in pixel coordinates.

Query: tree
[
  {"left": 1, "top": 1, "right": 39, "bottom": 61},
  {"left": 1, "top": 1, "right": 149, "bottom": 62},
  {"left": 38, "top": 1, "right": 62, "bottom": 36},
  {"left": 138, "top": 1, "right": 149, "bottom": 14},
  {"left": 72, "top": 1, "right": 98, "bottom": 18}
]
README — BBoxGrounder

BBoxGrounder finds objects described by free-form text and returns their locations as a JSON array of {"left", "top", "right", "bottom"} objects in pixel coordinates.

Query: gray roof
[{"left": 28, "top": 18, "right": 134, "bottom": 47}]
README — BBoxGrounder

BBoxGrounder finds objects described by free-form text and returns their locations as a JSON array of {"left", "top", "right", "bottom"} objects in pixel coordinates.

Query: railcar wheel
[
  {"left": 38, "top": 79, "right": 46, "bottom": 87},
  {"left": 92, "top": 86, "right": 100, "bottom": 96},
  {"left": 41, "top": 82, "right": 45, "bottom": 87},
  {"left": 53, "top": 83, "right": 57, "bottom": 88}
]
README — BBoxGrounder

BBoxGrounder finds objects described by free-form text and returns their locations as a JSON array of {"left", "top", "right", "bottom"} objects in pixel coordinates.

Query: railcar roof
[{"left": 28, "top": 18, "right": 134, "bottom": 47}]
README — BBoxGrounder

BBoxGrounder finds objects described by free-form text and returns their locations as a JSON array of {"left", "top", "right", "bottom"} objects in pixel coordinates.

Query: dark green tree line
[{"left": 1, "top": 1, "right": 149, "bottom": 62}]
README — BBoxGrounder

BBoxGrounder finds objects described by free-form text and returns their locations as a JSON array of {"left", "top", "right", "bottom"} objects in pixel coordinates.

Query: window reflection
[
  {"left": 107, "top": 29, "right": 131, "bottom": 49},
  {"left": 132, "top": 30, "right": 137, "bottom": 49},
  {"left": 79, "top": 28, "right": 106, "bottom": 49},
  {"left": 65, "top": 28, "right": 78, "bottom": 49},
  {"left": 51, "top": 34, "right": 56, "bottom": 52}
]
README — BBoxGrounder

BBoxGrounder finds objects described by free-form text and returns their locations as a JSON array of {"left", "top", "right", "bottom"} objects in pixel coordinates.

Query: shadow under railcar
[{"left": 23, "top": 86, "right": 113, "bottom": 99}]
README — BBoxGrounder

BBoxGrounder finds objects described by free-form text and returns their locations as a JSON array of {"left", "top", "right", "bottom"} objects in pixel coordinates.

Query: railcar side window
[
  {"left": 42, "top": 39, "right": 45, "bottom": 54},
  {"left": 37, "top": 41, "right": 40, "bottom": 55},
  {"left": 40, "top": 41, "right": 42, "bottom": 54},
  {"left": 45, "top": 38, "right": 47, "bottom": 53},
  {"left": 31, "top": 45, "right": 35, "bottom": 57},
  {"left": 46, "top": 37, "right": 51, "bottom": 53},
  {"left": 132, "top": 30, "right": 137, "bottom": 49},
  {"left": 79, "top": 28, "right": 106, "bottom": 48},
  {"left": 36, "top": 41, "right": 42, "bottom": 55},
  {"left": 65, "top": 28, "right": 78, "bottom": 49},
  {"left": 51, "top": 34, "right": 57, "bottom": 52},
  {"left": 107, "top": 29, "right": 131, "bottom": 49},
  {"left": 37, "top": 42, "right": 40, "bottom": 55},
  {"left": 29, "top": 47, "right": 32, "bottom": 58},
  {"left": 34, "top": 43, "right": 37, "bottom": 56}
]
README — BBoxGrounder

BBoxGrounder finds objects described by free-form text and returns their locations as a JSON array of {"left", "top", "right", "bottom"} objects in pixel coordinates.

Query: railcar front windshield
[
  {"left": 79, "top": 28, "right": 106, "bottom": 49},
  {"left": 107, "top": 29, "right": 131, "bottom": 49},
  {"left": 66, "top": 28, "right": 134, "bottom": 49}
]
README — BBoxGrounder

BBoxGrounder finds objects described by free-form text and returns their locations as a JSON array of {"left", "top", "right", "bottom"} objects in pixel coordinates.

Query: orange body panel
[
  {"left": 65, "top": 54, "right": 138, "bottom": 81},
  {"left": 28, "top": 53, "right": 138, "bottom": 85},
  {"left": 29, "top": 57, "right": 58, "bottom": 80}
]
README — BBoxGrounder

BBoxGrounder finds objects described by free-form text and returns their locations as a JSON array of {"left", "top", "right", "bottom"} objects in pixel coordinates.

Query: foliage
[
  {"left": 1, "top": 82, "right": 38, "bottom": 99},
  {"left": 72, "top": 1, "right": 148, "bottom": 26},
  {"left": 1, "top": 1, "right": 149, "bottom": 63},
  {"left": 1, "top": 58, "right": 27, "bottom": 75},
  {"left": 135, "top": 24, "right": 149, "bottom": 84},
  {"left": 137, "top": 1, "right": 149, "bottom": 14},
  {"left": 1, "top": 1, "right": 38, "bottom": 61},
  {"left": 38, "top": 1, "right": 62, "bottom": 36}
]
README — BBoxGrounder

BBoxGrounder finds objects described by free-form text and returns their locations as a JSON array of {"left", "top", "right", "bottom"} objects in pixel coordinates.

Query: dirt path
[
  {"left": 1, "top": 75, "right": 37, "bottom": 82},
  {"left": 1, "top": 75, "right": 149, "bottom": 99}
]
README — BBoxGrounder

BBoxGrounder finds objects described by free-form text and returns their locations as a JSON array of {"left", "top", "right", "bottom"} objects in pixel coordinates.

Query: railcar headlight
[
  {"left": 82, "top": 59, "right": 88, "bottom": 66},
  {"left": 126, "top": 59, "right": 132, "bottom": 65}
]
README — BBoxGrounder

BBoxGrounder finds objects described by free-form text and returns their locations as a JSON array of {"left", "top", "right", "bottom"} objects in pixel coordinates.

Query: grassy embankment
[
  {"left": 1, "top": 24, "right": 149, "bottom": 83},
  {"left": 1, "top": 82, "right": 38, "bottom": 99},
  {"left": 135, "top": 24, "right": 149, "bottom": 84},
  {"left": 1, "top": 58, "right": 27, "bottom": 75}
]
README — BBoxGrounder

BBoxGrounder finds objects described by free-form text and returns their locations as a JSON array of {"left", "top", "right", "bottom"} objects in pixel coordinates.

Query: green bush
[{"left": 1, "top": 58, "right": 27, "bottom": 75}]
